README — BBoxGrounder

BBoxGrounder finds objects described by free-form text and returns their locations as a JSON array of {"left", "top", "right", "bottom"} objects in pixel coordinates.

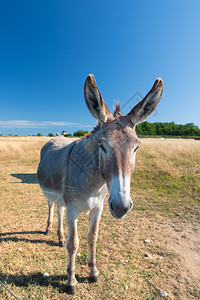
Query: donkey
[{"left": 37, "top": 74, "right": 163, "bottom": 294}]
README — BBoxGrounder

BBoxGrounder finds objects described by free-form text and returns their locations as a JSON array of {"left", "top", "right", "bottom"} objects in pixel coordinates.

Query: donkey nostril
[
  {"left": 110, "top": 202, "right": 114, "bottom": 211},
  {"left": 130, "top": 202, "right": 133, "bottom": 210}
]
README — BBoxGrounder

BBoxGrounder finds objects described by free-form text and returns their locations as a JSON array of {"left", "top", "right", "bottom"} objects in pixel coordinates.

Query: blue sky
[{"left": 0, "top": 0, "right": 200, "bottom": 135}]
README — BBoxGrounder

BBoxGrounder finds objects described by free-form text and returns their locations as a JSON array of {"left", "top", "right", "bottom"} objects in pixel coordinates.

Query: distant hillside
[{"left": 136, "top": 122, "right": 200, "bottom": 137}]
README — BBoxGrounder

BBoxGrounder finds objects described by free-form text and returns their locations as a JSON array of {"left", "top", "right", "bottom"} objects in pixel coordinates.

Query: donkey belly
[
  {"left": 69, "top": 184, "right": 108, "bottom": 214},
  {"left": 41, "top": 187, "right": 66, "bottom": 207}
]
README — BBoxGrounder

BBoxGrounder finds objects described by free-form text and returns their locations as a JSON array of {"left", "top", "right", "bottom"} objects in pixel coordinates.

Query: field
[{"left": 0, "top": 136, "right": 199, "bottom": 299}]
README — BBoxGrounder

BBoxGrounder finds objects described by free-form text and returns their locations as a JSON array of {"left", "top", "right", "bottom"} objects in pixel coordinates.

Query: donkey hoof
[
  {"left": 89, "top": 275, "right": 100, "bottom": 283},
  {"left": 45, "top": 228, "right": 52, "bottom": 235},
  {"left": 66, "top": 285, "right": 77, "bottom": 295},
  {"left": 59, "top": 241, "right": 65, "bottom": 247}
]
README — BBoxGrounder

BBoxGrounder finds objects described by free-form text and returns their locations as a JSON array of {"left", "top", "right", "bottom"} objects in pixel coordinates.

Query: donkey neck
[{"left": 66, "top": 130, "right": 105, "bottom": 198}]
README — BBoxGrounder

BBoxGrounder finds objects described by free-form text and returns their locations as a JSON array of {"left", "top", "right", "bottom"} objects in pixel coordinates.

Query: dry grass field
[{"left": 0, "top": 136, "right": 199, "bottom": 299}]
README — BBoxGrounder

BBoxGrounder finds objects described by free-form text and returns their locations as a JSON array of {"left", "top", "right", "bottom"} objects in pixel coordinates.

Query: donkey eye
[
  {"left": 134, "top": 146, "right": 139, "bottom": 153},
  {"left": 100, "top": 144, "right": 107, "bottom": 153}
]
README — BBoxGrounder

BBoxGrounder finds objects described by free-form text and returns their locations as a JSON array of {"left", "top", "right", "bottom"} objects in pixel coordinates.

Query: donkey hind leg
[
  {"left": 87, "top": 206, "right": 102, "bottom": 283},
  {"left": 46, "top": 200, "right": 55, "bottom": 235},
  {"left": 66, "top": 209, "right": 79, "bottom": 295},
  {"left": 57, "top": 206, "right": 65, "bottom": 247}
]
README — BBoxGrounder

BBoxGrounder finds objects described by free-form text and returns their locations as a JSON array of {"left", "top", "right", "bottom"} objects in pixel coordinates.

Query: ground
[{"left": 0, "top": 137, "right": 199, "bottom": 299}]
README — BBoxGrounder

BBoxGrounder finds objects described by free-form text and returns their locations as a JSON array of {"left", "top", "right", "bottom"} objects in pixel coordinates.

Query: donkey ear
[
  {"left": 127, "top": 78, "right": 163, "bottom": 124},
  {"left": 84, "top": 74, "right": 113, "bottom": 123}
]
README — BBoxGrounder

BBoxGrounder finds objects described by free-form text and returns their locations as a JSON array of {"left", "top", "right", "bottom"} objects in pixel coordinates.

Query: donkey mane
[
  {"left": 85, "top": 122, "right": 101, "bottom": 139},
  {"left": 113, "top": 101, "right": 122, "bottom": 117}
]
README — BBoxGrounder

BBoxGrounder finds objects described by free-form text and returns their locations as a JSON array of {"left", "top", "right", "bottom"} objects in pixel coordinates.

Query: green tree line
[
  {"left": 66, "top": 123, "right": 200, "bottom": 137},
  {"left": 136, "top": 122, "right": 200, "bottom": 137},
  {"left": 2, "top": 123, "right": 199, "bottom": 138},
  {"left": 36, "top": 130, "right": 89, "bottom": 137}
]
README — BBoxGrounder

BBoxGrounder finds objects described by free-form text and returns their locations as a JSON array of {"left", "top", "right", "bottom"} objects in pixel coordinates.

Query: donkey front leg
[
  {"left": 57, "top": 206, "right": 65, "bottom": 247},
  {"left": 66, "top": 209, "right": 79, "bottom": 295},
  {"left": 87, "top": 207, "right": 102, "bottom": 283},
  {"left": 46, "top": 200, "right": 55, "bottom": 235}
]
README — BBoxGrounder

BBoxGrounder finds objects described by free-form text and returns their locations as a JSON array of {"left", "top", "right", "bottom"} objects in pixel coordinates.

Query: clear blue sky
[{"left": 0, "top": 0, "right": 200, "bottom": 136}]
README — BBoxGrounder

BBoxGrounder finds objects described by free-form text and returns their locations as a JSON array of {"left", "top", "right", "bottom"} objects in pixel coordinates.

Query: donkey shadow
[
  {"left": 11, "top": 173, "right": 38, "bottom": 184},
  {"left": 0, "top": 232, "right": 93, "bottom": 292},
  {"left": 0, "top": 231, "right": 58, "bottom": 247},
  {"left": 0, "top": 232, "right": 91, "bottom": 293},
  {"left": 0, "top": 272, "right": 89, "bottom": 293}
]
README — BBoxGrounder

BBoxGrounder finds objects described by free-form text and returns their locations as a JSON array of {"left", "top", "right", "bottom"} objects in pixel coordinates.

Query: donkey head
[{"left": 84, "top": 74, "right": 163, "bottom": 218}]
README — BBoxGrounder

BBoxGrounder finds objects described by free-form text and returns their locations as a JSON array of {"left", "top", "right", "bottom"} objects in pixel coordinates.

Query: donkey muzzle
[{"left": 108, "top": 193, "right": 133, "bottom": 219}]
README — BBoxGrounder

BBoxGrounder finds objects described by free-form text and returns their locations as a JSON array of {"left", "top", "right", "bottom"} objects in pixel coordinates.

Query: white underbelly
[
  {"left": 41, "top": 184, "right": 107, "bottom": 214},
  {"left": 42, "top": 188, "right": 66, "bottom": 207}
]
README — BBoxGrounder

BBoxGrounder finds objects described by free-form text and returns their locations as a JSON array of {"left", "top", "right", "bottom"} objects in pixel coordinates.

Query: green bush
[
  {"left": 64, "top": 133, "right": 73, "bottom": 137},
  {"left": 73, "top": 130, "right": 85, "bottom": 137}
]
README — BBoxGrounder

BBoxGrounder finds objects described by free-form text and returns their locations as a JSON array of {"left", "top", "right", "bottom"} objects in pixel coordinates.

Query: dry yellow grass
[
  {"left": 137, "top": 138, "right": 200, "bottom": 177},
  {"left": 0, "top": 136, "right": 50, "bottom": 162},
  {"left": 0, "top": 136, "right": 199, "bottom": 299}
]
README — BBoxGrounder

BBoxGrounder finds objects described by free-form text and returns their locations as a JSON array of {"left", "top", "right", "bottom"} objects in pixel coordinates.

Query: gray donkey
[{"left": 37, "top": 74, "right": 163, "bottom": 294}]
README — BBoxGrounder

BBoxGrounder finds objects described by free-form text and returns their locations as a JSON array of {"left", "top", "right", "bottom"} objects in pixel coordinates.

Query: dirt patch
[
  {"left": 163, "top": 220, "right": 200, "bottom": 281},
  {"left": 132, "top": 213, "right": 200, "bottom": 299}
]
